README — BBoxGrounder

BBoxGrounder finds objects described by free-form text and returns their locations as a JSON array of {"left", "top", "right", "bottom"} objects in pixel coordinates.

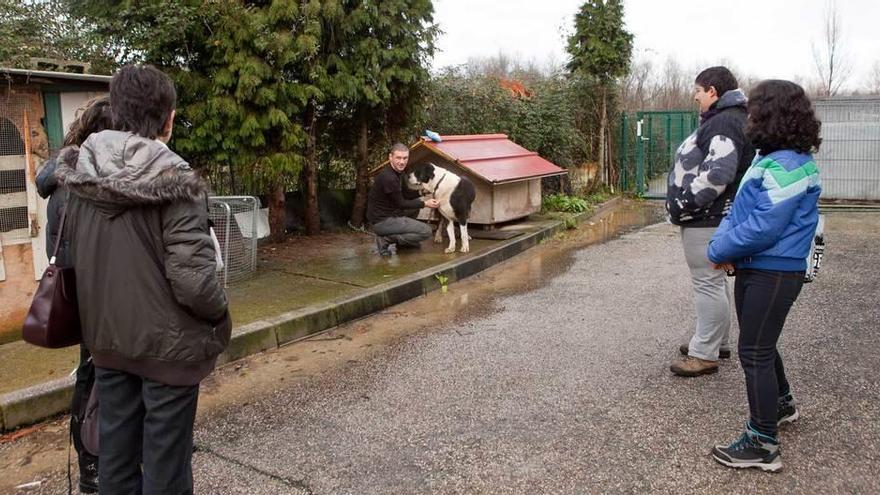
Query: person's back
[
  {"left": 56, "top": 64, "right": 228, "bottom": 494},
  {"left": 61, "top": 130, "right": 229, "bottom": 381}
]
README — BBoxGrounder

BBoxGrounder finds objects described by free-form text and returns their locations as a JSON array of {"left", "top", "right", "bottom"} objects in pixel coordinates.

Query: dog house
[
  {"left": 396, "top": 134, "right": 567, "bottom": 225},
  {"left": 0, "top": 67, "right": 110, "bottom": 343}
]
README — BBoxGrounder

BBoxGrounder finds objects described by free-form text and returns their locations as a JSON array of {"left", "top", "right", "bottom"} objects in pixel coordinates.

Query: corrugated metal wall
[{"left": 814, "top": 97, "right": 880, "bottom": 201}]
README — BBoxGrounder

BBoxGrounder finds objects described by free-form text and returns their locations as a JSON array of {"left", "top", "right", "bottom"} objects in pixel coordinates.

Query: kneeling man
[{"left": 367, "top": 143, "right": 439, "bottom": 256}]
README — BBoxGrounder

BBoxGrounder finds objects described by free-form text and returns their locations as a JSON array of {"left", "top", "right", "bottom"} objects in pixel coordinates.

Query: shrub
[{"left": 543, "top": 194, "right": 590, "bottom": 213}]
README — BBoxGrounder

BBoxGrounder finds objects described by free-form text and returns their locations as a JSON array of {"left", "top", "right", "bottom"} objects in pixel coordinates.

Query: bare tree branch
[{"left": 812, "top": 0, "right": 853, "bottom": 96}]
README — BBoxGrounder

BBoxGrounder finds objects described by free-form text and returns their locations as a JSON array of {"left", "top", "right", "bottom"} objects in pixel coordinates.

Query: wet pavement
[
  {"left": 0, "top": 213, "right": 558, "bottom": 396},
  {"left": 2, "top": 208, "right": 878, "bottom": 494}
]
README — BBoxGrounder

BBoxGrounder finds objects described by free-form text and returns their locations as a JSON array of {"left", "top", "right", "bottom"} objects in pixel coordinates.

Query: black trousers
[
  {"left": 735, "top": 269, "right": 804, "bottom": 437},
  {"left": 96, "top": 367, "right": 200, "bottom": 495},
  {"left": 71, "top": 345, "right": 98, "bottom": 468}
]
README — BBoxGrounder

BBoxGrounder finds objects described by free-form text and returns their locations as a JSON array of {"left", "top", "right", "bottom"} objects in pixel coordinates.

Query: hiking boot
[
  {"left": 670, "top": 356, "right": 719, "bottom": 377},
  {"left": 679, "top": 344, "right": 731, "bottom": 359},
  {"left": 712, "top": 424, "right": 782, "bottom": 472},
  {"left": 78, "top": 456, "right": 99, "bottom": 493}
]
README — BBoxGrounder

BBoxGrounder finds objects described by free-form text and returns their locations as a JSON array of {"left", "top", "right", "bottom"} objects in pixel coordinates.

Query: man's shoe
[
  {"left": 670, "top": 356, "right": 719, "bottom": 377},
  {"left": 712, "top": 425, "right": 782, "bottom": 472},
  {"left": 376, "top": 236, "right": 393, "bottom": 256},
  {"left": 777, "top": 404, "right": 799, "bottom": 427},
  {"left": 78, "top": 458, "right": 99, "bottom": 493},
  {"left": 679, "top": 344, "right": 731, "bottom": 359}
]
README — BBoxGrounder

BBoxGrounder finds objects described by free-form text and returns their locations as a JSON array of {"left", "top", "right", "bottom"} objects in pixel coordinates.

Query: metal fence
[
  {"left": 617, "top": 110, "right": 699, "bottom": 197},
  {"left": 814, "top": 97, "right": 880, "bottom": 201},
  {"left": 208, "top": 196, "right": 260, "bottom": 286},
  {"left": 0, "top": 91, "right": 30, "bottom": 243}
]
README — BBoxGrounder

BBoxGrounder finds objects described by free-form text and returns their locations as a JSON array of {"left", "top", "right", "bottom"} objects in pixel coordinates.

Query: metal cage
[{"left": 208, "top": 196, "right": 260, "bottom": 286}]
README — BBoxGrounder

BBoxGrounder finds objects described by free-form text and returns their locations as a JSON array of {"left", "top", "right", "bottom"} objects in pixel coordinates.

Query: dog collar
[{"left": 432, "top": 172, "right": 447, "bottom": 196}]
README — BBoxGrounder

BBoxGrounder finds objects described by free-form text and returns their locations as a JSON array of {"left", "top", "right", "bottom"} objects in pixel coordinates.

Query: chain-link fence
[
  {"left": 209, "top": 196, "right": 260, "bottom": 286},
  {"left": 814, "top": 97, "right": 880, "bottom": 201}
]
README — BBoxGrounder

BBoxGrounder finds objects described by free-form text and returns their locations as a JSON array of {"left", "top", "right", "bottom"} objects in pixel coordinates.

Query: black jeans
[
  {"left": 96, "top": 367, "right": 200, "bottom": 495},
  {"left": 735, "top": 269, "right": 804, "bottom": 437},
  {"left": 71, "top": 345, "right": 98, "bottom": 468}
]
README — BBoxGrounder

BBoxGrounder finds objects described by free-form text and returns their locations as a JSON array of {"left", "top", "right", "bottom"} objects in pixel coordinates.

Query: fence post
[
  {"left": 619, "top": 114, "right": 627, "bottom": 191},
  {"left": 636, "top": 116, "right": 645, "bottom": 196}
]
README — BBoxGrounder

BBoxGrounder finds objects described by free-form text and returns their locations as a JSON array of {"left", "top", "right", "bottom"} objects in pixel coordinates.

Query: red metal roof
[{"left": 417, "top": 134, "right": 567, "bottom": 184}]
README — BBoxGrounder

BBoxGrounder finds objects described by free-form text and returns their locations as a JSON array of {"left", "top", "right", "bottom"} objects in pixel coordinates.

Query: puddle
[{"left": 0, "top": 200, "right": 663, "bottom": 398}]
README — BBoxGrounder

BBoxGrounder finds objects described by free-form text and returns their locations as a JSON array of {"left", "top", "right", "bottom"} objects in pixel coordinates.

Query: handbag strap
[{"left": 50, "top": 201, "right": 68, "bottom": 265}]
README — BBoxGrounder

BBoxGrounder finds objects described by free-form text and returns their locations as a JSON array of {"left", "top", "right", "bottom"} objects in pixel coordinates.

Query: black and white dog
[{"left": 408, "top": 162, "right": 476, "bottom": 253}]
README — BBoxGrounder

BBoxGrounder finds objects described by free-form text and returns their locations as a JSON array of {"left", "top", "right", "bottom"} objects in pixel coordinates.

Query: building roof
[
  {"left": 414, "top": 134, "right": 567, "bottom": 185},
  {"left": 0, "top": 67, "right": 111, "bottom": 84}
]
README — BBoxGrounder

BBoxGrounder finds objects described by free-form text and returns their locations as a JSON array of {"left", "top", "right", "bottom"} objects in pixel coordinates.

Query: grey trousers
[
  {"left": 373, "top": 216, "right": 432, "bottom": 246},
  {"left": 681, "top": 226, "right": 731, "bottom": 361}
]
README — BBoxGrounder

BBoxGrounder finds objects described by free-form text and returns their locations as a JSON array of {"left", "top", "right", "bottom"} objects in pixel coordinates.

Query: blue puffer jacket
[{"left": 708, "top": 150, "right": 821, "bottom": 272}]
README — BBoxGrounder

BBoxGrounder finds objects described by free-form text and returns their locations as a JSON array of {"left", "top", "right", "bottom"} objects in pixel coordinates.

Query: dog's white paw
[
  {"left": 444, "top": 247, "right": 455, "bottom": 254},
  {"left": 459, "top": 246, "right": 470, "bottom": 253},
  {"left": 434, "top": 237, "right": 443, "bottom": 243}
]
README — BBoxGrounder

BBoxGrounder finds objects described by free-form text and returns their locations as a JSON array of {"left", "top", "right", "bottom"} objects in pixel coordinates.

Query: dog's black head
[{"left": 408, "top": 162, "right": 436, "bottom": 186}]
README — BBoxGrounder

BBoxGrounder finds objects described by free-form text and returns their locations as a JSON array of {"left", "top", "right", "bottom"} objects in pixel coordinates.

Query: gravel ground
[
  {"left": 3, "top": 210, "right": 878, "bottom": 494},
  {"left": 189, "top": 211, "right": 879, "bottom": 494}
]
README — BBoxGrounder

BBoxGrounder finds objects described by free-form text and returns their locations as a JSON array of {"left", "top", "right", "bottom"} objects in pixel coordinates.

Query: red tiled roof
[{"left": 417, "top": 134, "right": 567, "bottom": 184}]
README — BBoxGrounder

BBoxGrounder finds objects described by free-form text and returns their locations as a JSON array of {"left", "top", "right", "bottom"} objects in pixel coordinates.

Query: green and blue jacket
[{"left": 708, "top": 150, "right": 821, "bottom": 272}]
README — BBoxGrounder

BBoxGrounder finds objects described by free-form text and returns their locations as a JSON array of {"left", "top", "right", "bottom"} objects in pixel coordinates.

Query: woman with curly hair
[
  {"left": 707, "top": 80, "right": 822, "bottom": 472},
  {"left": 36, "top": 96, "right": 112, "bottom": 493}
]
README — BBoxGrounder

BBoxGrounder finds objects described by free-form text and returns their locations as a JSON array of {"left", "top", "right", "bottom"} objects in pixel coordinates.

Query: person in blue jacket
[{"left": 708, "top": 80, "right": 822, "bottom": 472}]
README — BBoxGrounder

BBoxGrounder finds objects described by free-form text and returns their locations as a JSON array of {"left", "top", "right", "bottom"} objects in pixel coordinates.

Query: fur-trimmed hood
[{"left": 56, "top": 130, "right": 207, "bottom": 214}]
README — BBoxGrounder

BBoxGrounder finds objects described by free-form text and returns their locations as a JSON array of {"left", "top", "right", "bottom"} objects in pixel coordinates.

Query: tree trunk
[
  {"left": 303, "top": 99, "right": 320, "bottom": 235},
  {"left": 228, "top": 163, "right": 237, "bottom": 195},
  {"left": 598, "top": 85, "right": 608, "bottom": 186},
  {"left": 349, "top": 116, "right": 370, "bottom": 228},
  {"left": 268, "top": 178, "right": 286, "bottom": 243}
]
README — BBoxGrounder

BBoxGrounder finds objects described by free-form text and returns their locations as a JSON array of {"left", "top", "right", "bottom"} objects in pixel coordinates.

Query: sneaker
[
  {"left": 376, "top": 236, "right": 393, "bottom": 257},
  {"left": 712, "top": 425, "right": 782, "bottom": 472},
  {"left": 777, "top": 404, "right": 799, "bottom": 427},
  {"left": 679, "top": 344, "right": 731, "bottom": 359},
  {"left": 670, "top": 356, "right": 719, "bottom": 377}
]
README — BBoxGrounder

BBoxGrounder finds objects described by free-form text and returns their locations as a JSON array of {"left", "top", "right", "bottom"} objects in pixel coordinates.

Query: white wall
[{"left": 59, "top": 91, "right": 107, "bottom": 137}]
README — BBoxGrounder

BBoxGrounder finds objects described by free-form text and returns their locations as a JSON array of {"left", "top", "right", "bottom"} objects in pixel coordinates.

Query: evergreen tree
[
  {"left": 69, "top": 0, "right": 319, "bottom": 241},
  {"left": 0, "top": 0, "right": 114, "bottom": 71},
  {"left": 566, "top": 0, "right": 632, "bottom": 186},
  {"left": 63, "top": 0, "right": 436, "bottom": 238},
  {"left": 340, "top": 0, "right": 438, "bottom": 228}
]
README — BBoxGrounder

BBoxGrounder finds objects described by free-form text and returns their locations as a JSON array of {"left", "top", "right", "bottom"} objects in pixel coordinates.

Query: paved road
[{"left": 3, "top": 210, "right": 878, "bottom": 494}]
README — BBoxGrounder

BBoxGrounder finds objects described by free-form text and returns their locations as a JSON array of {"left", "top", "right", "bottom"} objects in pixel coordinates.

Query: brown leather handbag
[{"left": 22, "top": 207, "right": 82, "bottom": 348}]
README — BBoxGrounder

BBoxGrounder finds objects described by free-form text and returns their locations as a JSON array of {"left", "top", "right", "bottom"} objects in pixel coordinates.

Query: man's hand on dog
[{"left": 423, "top": 198, "right": 440, "bottom": 209}]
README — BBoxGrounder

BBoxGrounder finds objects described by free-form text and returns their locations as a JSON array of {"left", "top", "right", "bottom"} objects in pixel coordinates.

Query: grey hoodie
[{"left": 57, "top": 130, "right": 230, "bottom": 386}]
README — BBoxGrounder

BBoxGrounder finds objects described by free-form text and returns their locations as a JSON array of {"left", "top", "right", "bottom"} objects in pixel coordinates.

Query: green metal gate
[{"left": 617, "top": 110, "right": 698, "bottom": 198}]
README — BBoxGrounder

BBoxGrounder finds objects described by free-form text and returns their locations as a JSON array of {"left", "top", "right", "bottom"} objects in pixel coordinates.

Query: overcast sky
[{"left": 431, "top": 0, "right": 880, "bottom": 90}]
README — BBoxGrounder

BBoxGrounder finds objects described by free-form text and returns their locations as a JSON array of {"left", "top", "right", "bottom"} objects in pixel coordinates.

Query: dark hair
[
  {"left": 390, "top": 142, "right": 409, "bottom": 154},
  {"left": 63, "top": 96, "right": 112, "bottom": 147},
  {"left": 746, "top": 80, "right": 822, "bottom": 154},
  {"left": 109, "top": 64, "right": 176, "bottom": 139},
  {"left": 695, "top": 66, "right": 738, "bottom": 97}
]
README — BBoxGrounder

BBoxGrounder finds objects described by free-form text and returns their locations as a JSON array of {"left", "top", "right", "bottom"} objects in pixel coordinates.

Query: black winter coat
[
  {"left": 35, "top": 155, "right": 71, "bottom": 266},
  {"left": 57, "top": 130, "right": 230, "bottom": 386}
]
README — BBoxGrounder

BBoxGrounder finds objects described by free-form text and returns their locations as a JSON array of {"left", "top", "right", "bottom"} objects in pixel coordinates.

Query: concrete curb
[{"left": 0, "top": 198, "right": 622, "bottom": 431}]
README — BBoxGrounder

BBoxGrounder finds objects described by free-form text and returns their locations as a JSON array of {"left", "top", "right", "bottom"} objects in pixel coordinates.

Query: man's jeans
[
  {"left": 735, "top": 269, "right": 804, "bottom": 437},
  {"left": 373, "top": 216, "right": 432, "bottom": 247},
  {"left": 96, "top": 367, "right": 199, "bottom": 495},
  {"left": 681, "top": 227, "right": 731, "bottom": 360}
]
